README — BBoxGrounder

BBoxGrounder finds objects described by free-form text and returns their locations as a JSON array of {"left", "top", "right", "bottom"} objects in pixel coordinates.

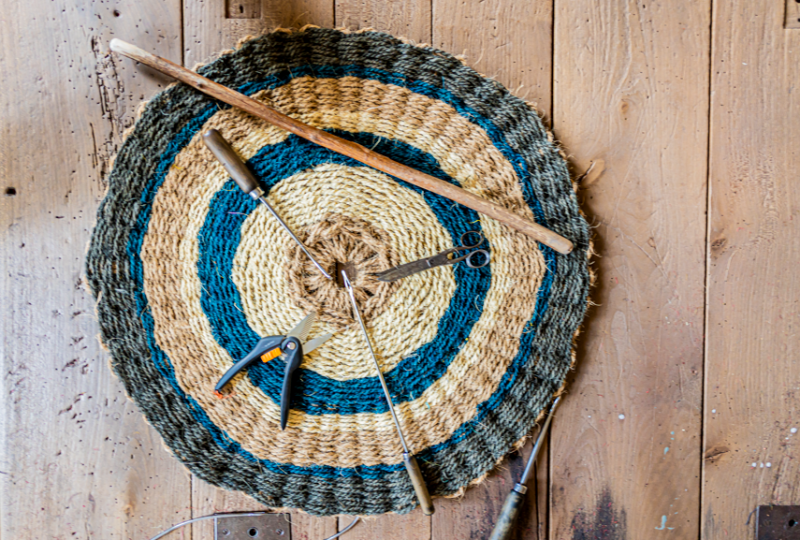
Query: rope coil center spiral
[{"left": 285, "top": 213, "right": 400, "bottom": 330}]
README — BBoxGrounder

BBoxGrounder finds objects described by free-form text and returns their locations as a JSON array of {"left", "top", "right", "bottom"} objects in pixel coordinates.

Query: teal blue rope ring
[{"left": 86, "top": 27, "right": 590, "bottom": 515}]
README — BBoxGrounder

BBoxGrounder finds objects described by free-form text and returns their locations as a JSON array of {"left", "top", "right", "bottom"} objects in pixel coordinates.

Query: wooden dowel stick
[{"left": 109, "top": 39, "right": 574, "bottom": 254}]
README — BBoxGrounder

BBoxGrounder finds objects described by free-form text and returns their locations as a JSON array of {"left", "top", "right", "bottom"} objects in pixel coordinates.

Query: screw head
[{"left": 286, "top": 342, "right": 296, "bottom": 350}]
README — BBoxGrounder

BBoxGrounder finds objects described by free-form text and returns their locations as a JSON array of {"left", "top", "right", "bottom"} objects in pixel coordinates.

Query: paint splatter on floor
[
  {"left": 571, "top": 487, "right": 627, "bottom": 540},
  {"left": 655, "top": 515, "right": 674, "bottom": 530}
]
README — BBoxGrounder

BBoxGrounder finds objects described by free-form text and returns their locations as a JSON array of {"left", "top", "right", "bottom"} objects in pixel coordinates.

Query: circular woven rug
[{"left": 85, "top": 27, "right": 590, "bottom": 516}]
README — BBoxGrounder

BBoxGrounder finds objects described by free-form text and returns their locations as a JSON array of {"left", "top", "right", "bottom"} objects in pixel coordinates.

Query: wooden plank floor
[{"left": 1, "top": 1, "right": 797, "bottom": 539}]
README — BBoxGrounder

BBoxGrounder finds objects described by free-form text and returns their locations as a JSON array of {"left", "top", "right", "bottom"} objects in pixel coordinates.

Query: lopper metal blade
[
  {"left": 286, "top": 312, "right": 316, "bottom": 342},
  {"left": 302, "top": 333, "right": 333, "bottom": 355}
]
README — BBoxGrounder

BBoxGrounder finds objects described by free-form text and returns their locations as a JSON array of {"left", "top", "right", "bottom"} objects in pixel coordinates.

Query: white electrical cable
[
  {"left": 147, "top": 512, "right": 267, "bottom": 540},
  {"left": 323, "top": 516, "right": 361, "bottom": 540},
  {"left": 146, "top": 511, "right": 360, "bottom": 540}
]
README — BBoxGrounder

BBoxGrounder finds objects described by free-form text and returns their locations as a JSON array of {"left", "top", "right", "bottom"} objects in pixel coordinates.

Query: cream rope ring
[{"left": 86, "top": 27, "right": 590, "bottom": 516}]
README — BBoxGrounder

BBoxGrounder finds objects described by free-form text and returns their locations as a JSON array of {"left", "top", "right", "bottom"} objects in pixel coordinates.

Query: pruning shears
[
  {"left": 214, "top": 312, "right": 332, "bottom": 430},
  {"left": 373, "top": 231, "right": 490, "bottom": 282}
]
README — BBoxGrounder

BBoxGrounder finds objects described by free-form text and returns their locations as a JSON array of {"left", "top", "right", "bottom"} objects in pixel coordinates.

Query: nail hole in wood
[
  {"left": 5, "top": 187, "right": 17, "bottom": 196},
  {"left": 225, "top": 0, "right": 261, "bottom": 19}
]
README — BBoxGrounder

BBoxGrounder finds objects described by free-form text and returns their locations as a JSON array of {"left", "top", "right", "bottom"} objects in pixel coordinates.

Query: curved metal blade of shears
[
  {"left": 374, "top": 258, "right": 436, "bottom": 282},
  {"left": 302, "top": 333, "right": 333, "bottom": 354},
  {"left": 286, "top": 312, "right": 316, "bottom": 342}
]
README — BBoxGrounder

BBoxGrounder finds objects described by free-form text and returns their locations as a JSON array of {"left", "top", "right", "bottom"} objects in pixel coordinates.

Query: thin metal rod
[
  {"left": 519, "top": 396, "right": 560, "bottom": 486},
  {"left": 342, "top": 270, "right": 409, "bottom": 453},
  {"left": 202, "top": 128, "right": 332, "bottom": 280},
  {"left": 253, "top": 194, "right": 332, "bottom": 279}
]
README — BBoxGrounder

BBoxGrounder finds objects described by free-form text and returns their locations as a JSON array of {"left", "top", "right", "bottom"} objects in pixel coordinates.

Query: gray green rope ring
[{"left": 86, "top": 27, "right": 590, "bottom": 516}]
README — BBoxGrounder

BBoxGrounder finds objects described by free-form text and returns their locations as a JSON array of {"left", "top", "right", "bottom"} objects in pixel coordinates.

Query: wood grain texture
[
  {"left": 228, "top": 0, "right": 263, "bottom": 19},
  {"left": 335, "top": 0, "right": 430, "bottom": 43},
  {"left": 551, "top": 1, "right": 710, "bottom": 538},
  {"left": 184, "top": 0, "right": 335, "bottom": 68},
  {"left": 340, "top": 511, "right": 430, "bottom": 540},
  {"left": 432, "top": 0, "right": 553, "bottom": 117},
  {"left": 0, "top": 1, "right": 188, "bottom": 539},
  {"left": 785, "top": 0, "right": 800, "bottom": 29},
  {"left": 703, "top": 1, "right": 800, "bottom": 538}
]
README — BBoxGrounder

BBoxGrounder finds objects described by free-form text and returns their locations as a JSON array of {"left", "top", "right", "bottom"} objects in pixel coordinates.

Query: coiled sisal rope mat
[{"left": 85, "top": 27, "right": 590, "bottom": 516}]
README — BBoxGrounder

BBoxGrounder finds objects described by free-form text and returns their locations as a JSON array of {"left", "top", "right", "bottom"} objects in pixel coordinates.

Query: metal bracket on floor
[
  {"left": 215, "top": 513, "right": 291, "bottom": 539},
  {"left": 756, "top": 505, "right": 800, "bottom": 540}
]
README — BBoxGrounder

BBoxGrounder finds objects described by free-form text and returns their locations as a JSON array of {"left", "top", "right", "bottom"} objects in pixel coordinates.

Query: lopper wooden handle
[{"left": 109, "top": 39, "right": 574, "bottom": 254}]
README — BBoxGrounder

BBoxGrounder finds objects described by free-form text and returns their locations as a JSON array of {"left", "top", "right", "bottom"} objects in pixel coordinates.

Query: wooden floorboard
[
  {"left": 430, "top": 1, "right": 554, "bottom": 538},
  {"left": 432, "top": 0, "right": 553, "bottom": 116},
  {"left": 551, "top": 1, "right": 711, "bottom": 538},
  {"left": 0, "top": 1, "right": 189, "bottom": 539},
  {"left": 702, "top": 1, "right": 800, "bottom": 538},
  {"left": 184, "top": 0, "right": 334, "bottom": 69},
  {"left": 181, "top": 1, "right": 339, "bottom": 538},
  {"left": 335, "top": 0, "right": 431, "bottom": 42}
]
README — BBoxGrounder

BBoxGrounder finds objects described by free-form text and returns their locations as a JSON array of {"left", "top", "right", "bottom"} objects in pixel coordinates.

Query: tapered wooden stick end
[
  {"left": 109, "top": 39, "right": 148, "bottom": 62},
  {"left": 109, "top": 38, "right": 126, "bottom": 53},
  {"left": 548, "top": 235, "right": 574, "bottom": 255}
]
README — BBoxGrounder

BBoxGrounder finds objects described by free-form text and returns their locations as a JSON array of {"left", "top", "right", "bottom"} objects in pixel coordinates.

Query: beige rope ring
[{"left": 86, "top": 27, "right": 590, "bottom": 516}]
